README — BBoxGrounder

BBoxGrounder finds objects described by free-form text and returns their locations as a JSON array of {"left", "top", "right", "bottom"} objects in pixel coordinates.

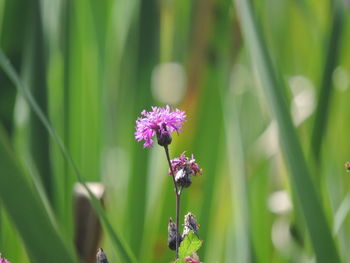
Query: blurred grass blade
[
  {"left": 0, "top": 49, "right": 137, "bottom": 263},
  {"left": 333, "top": 192, "right": 350, "bottom": 235},
  {"left": 311, "top": 0, "right": 345, "bottom": 161},
  {"left": 0, "top": 126, "right": 77, "bottom": 263},
  {"left": 224, "top": 97, "right": 250, "bottom": 263},
  {"left": 233, "top": 1, "right": 341, "bottom": 262},
  {"left": 124, "top": 0, "right": 158, "bottom": 257}
]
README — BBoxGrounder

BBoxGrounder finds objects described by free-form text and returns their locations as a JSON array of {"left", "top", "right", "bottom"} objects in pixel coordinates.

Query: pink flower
[
  {"left": 0, "top": 256, "right": 10, "bottom": 263},
  {"left": 170, "top": 153, "right": 202, "bottom": 176},
  {"left": 185, "top": 257, "right": 200, "bottom": 263},
  {"left": 135, "top": 105, "right": 186, "bottom": 148},
  {"left": 169, "top": 152, "right": 202, "bottom": 188}
]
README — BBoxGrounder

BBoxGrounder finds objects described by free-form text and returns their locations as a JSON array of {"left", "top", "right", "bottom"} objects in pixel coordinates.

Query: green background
[{"left": 0, "top": 0, "right": 350, "bottom": 262}]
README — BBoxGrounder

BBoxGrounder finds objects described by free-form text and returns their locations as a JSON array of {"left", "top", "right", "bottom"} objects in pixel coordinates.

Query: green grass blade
[
  {"left": 0, "top": 49, "right": 137, "bottom": 263},
  {"left": 311, "top": 1, "right": 345, "bottom": 161},
  {"left": 233, "top": 1, "right": 341, "bottom": 262},
  {"left": 32, "top": 0, "right": 53, "bottom": 201},
  {"left": 0, "top": 126, "right": 78, "bottom": 263}
]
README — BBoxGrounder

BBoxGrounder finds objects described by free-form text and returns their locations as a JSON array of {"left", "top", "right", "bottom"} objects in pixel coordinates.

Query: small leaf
[{"left": 178, "top": 231, "right": 202, "bottom": 262}]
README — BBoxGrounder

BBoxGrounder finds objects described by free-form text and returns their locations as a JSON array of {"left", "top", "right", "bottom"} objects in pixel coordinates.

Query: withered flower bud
[
  {"left": 168, "top": 218, "right": 182, "bottom": 250},
  {"left": 96, "top": 248, "right": 109, "bottom": 263},
  {"left": 183, "top": 212, "right": 199, "bottom": 237}
]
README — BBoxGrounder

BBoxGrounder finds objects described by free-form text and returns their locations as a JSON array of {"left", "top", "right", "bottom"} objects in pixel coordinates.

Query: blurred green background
[{"left": 0, "top": 0, "right": 350, "bottom": 262}]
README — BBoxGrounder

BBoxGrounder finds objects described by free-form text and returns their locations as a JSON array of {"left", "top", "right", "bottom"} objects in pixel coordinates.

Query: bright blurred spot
[
  {"left": 268, "top": 190, "right": 292, "bottom": 214},
  {"left": 74, "top": 182, "right": 105, "bottom": 199},
  {"left": 151, "top": 62, "right": 186, "bottom": 104},
  {"left": 289, "top": 75, "right": 315, "bottom": 126}
]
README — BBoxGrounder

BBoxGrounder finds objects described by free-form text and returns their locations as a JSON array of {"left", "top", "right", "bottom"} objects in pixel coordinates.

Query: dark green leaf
[{"left": 0, "top": 126, "right": 78, "bottom": 263}]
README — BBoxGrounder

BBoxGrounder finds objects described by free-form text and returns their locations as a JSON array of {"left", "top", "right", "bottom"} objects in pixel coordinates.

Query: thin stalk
[
  {"left": 164, "top": 145, "right": 181, "bottom": 260},
  {"left": 164, "top": 145, "right": 179, "bottom": 193},
  {"left": 176, "top": 192, "right": 181, "bottom": 259}
]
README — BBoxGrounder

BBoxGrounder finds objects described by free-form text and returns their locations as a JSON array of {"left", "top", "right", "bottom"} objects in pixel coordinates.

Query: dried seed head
[
  {"left": 183, "top": 212, "right": 199, "bottom": 237},
  {"left": 345, "top": 162, "right": 350, "bottom": 172},
  {"left": 168, "top": 218, "right": 182, "bottom": 250}
]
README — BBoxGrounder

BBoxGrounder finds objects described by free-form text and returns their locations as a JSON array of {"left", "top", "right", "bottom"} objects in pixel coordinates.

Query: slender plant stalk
[
  {"left": 164, "top": 145, "right": 179, "bottom": 194},
  {"left": 175, "top": 192, "right": 181, "bottom": 259},
  {"left": 164, "top": 145, "right": 181, "bottom": 260}
]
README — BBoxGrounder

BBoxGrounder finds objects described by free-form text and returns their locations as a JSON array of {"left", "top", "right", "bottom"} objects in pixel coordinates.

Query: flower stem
[
  {"left": 176, "top": 192, "right": 181, "bottom": 259},
  {"left": 164, "top": 145, "right": 178, "bottom": 194},
  {"left": 164, "top": 145, "right": 180, "bottom": 260}
]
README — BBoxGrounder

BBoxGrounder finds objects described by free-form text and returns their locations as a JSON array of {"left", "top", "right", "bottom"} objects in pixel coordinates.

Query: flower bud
[
  {"left": 168, "top": 218, "right": 182, "bottom": 250},
  {"left": 175, "top": 168, "right": 192, "bottom": 188},
  {"left": 157, "top": 131, "right": 172, "bottom": 146}
]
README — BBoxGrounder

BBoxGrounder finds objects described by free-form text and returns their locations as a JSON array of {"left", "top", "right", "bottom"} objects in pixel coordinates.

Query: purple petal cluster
[
  {"left": 135, "top": 105, "right": 186, "bottom": 148},
  {"left": 169, "top": 152, "right": 202, "bottom": 176}
]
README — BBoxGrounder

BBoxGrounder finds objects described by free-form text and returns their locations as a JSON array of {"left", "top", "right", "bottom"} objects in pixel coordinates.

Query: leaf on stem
[{"left": 177, "top": 231, "right": 202, "bottom": 262}]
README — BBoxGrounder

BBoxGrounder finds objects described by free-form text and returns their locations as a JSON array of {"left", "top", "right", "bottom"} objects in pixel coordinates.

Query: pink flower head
[
  {"left": 170, "top": 152, "right": 202, "bottom": 177},
  {"left": 135, "top": 105, "right": 186, "bottom": 148},
  {"left": 169, "top": 152, "right": 202, "bottom": 188},
  {"left": 185, "top": 257, "right": 200, "bottom": 263}
]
